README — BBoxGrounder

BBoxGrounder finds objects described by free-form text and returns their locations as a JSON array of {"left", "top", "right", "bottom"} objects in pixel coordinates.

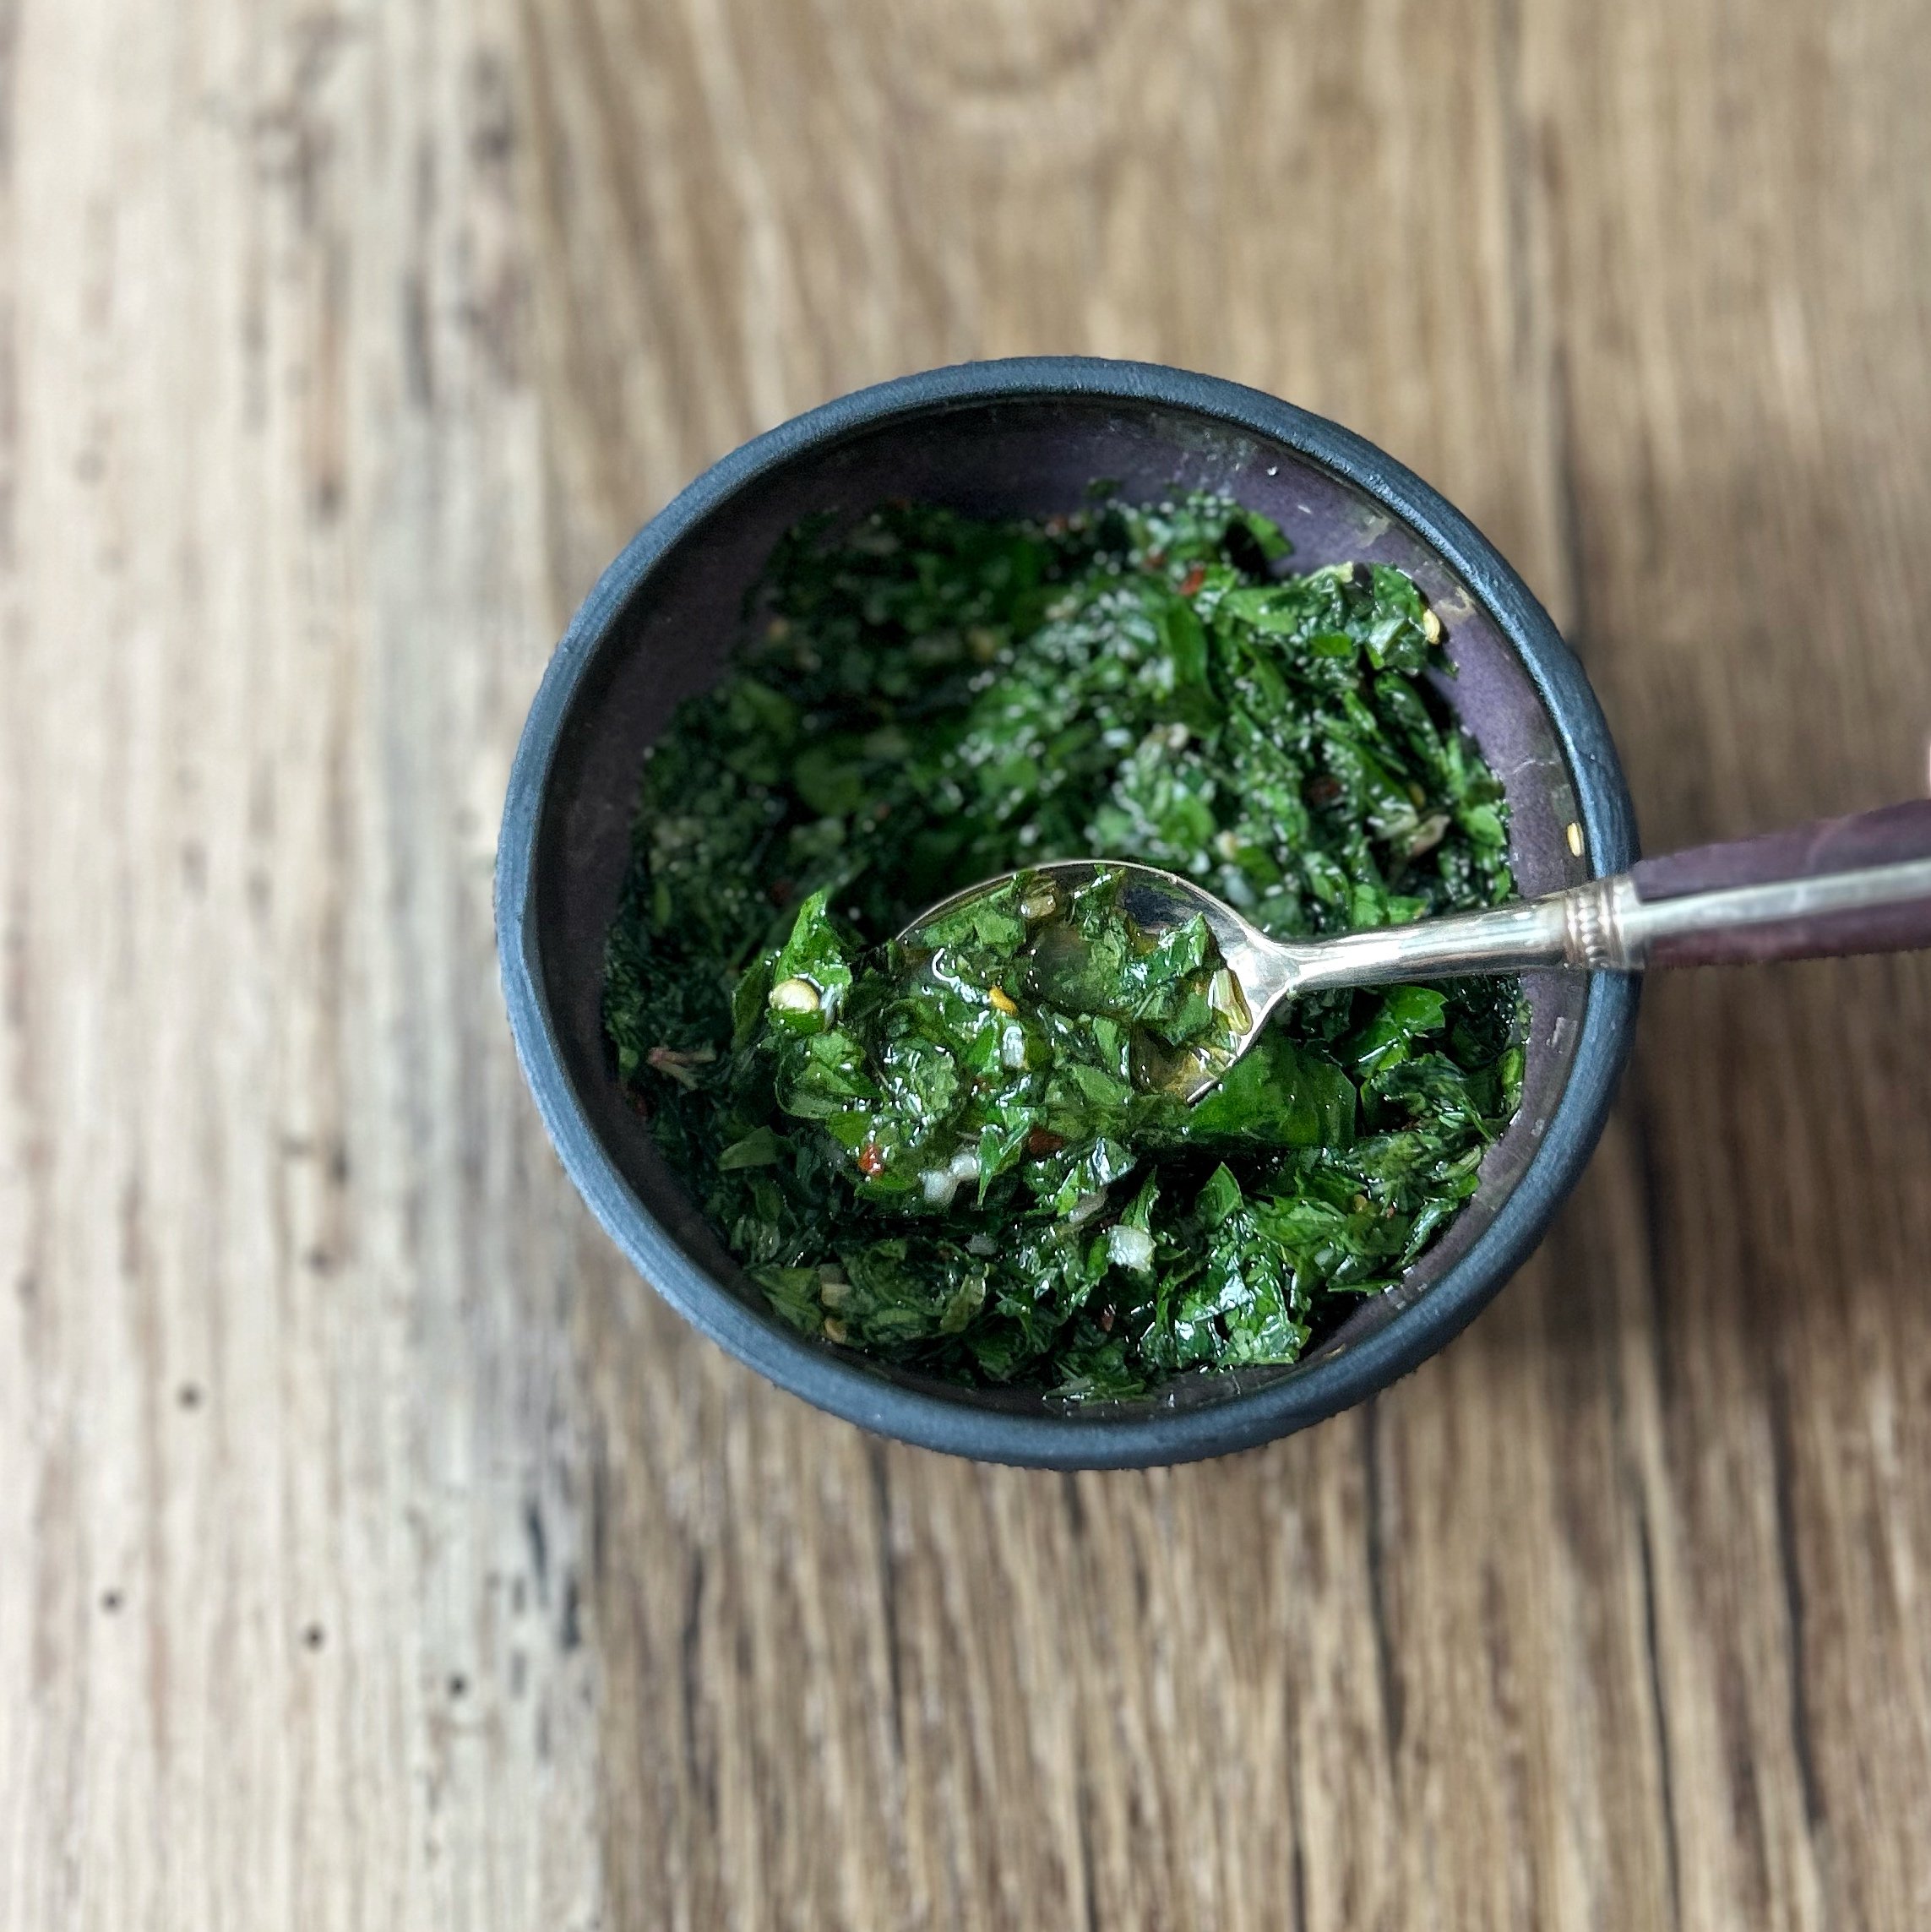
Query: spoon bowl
[{"left": 900, "top": 860, "right": 1297, "bottom": 1102}]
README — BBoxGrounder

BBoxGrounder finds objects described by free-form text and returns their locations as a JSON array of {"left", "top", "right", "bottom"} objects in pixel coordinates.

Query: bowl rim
[{"left": 496, "top": 356, "right": 1639, "bottom": 1468}]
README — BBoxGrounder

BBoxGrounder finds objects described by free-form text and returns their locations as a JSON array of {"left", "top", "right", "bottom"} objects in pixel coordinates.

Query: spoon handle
[
  {"left": 1612, "top": 798, "right": 1931, "bottom": 967},
  {"left": 1275, "top": 799, "right": 1931, "bottom": 993}
]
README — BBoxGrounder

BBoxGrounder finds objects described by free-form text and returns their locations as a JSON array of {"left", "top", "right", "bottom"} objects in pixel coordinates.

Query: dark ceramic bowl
[{"left": 497, "top": 358, "right": 1637, "bottom": 1467}]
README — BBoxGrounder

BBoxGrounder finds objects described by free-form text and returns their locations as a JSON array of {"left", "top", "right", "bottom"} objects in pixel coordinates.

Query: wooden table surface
[{"left": 8, "top": 2, "right": 1931, "bottom": 1926}]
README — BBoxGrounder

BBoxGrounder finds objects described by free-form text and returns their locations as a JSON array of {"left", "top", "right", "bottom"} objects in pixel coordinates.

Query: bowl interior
[{"left": 530, "top": 392, "right": 1595, "bottom": 1420}]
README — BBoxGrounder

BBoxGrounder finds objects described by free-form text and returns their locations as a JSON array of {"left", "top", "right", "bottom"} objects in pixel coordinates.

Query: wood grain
[{"left": 4, "top": 1, "right": 1930, "bottom": 1927}]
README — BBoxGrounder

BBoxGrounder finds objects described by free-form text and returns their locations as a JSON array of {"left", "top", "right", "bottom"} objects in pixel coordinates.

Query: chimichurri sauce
[{"left": 603, "top": 491, "right": 1524, "bottom": 1398}]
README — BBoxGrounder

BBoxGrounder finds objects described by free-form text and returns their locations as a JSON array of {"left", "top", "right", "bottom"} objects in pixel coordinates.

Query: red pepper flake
[
  {"left": 1178, "top": 563, "right": 1206, "bottom": 597},
  {"left": 1144, "top": 548, "right": 1167, "bottom": 570},
  {"left": 1099, "top": 1306, "right": 1117, "bottom": 1333},
  {"left": 857, "top": 1143, "right": 887, "bottom": 1178},
  {"left": 1026, "top": 1127, "right": 1066, "bottom": 1156},
  {"left": 1306, "top": 775, "right": 1343, "bottom": 807}
]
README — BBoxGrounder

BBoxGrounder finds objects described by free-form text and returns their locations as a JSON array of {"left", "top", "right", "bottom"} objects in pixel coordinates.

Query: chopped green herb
[{"left": 603, "top": 492, "right": 1522, "bottom": 1397}]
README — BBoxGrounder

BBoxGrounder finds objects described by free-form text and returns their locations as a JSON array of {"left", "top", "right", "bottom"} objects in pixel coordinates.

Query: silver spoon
[{"left": 901, "top": 799, "right": 1931, "bottom": 1102}]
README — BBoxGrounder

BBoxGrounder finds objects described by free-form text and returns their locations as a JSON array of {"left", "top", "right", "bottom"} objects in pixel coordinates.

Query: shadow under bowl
[{"left": 497, "top": 357, "right": 1638, "bottom": 1468}]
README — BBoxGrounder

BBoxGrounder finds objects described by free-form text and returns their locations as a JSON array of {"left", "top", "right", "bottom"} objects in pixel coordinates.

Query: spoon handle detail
[
  {"left": 1281, "top": 800, "right": 1931, "bottom": 990},
  {"left": 1623, "top": 797, "right": 1931, "bottom": 967}
]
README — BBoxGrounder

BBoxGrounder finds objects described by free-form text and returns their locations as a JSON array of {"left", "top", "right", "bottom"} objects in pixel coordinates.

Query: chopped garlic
[
  {"left": 768, "top": 977, "right": 820, "bottom": 1014},
  {"left": 1067, "top": 1189, "right": 1107, "bottom": 1228},
  {"left": 920, "top": 1149, "right": 982, "bottom": 1211}
]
